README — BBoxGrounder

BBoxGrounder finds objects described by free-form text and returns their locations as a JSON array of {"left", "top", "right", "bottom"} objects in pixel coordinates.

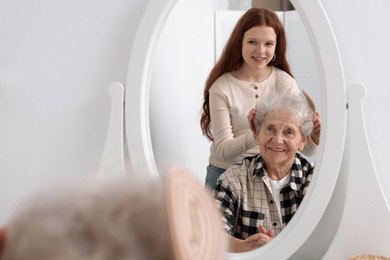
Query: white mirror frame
[{"left": 124, "top": 0, "right": 346, "bottom": 258}]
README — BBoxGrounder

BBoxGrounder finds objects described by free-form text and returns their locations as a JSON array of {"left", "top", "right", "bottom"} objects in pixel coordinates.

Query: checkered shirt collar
[{"left": 251, "top": 153, "right": 308, "bottom": 198}]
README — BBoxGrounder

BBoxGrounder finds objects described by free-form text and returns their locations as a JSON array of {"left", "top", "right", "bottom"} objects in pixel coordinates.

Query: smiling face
[
  {"left": 241, "top": 25, "right": 276, "bottom": 71},
  {"left": 257, "top": 107, "right": 308, "bottom": 171}
]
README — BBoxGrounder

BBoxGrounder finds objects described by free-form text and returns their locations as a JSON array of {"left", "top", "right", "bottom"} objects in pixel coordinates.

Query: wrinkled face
[
  {"left": 257, "top": 107, "right": 307, "bottom": 168},
  {"left": 241, "top": 25, "right": 276, "bottom": 71}
]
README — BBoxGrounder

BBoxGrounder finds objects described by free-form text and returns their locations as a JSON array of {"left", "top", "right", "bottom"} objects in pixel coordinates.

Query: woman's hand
[
  {"left": 244, "top": 226, "right": 273, "bottom": 250},
  {"left": 311, "top": 111, "right": 321, "bottom": 145},
  {"left": 228, "top": 226, "right": 273, "bottom": 253},
  {"left": 247, "top": 108, "right": 257, "bottom": 138}
]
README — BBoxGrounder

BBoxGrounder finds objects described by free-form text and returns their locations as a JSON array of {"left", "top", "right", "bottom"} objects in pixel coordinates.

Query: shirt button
[
  {"left": 255, "top": 94, "right": 259, "bottom": 98},
  {"left": 254, "top": 86, "right": 258, "bottom": 90},
  {"left": 273, "top": 222, "right": 277, "bottom": 227},
  {"left": 270, "top": 200, "right": 274, "bottom": 204}
]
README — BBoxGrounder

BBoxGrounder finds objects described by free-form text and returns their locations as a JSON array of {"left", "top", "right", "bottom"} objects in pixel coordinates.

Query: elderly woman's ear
[{"left": 299, "top": 136, "right": 310, "bottom": 151}]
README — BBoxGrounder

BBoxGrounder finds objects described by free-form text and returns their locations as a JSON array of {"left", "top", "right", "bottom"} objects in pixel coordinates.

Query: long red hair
[{"left": 200, "top": 7, "right": 293, "bottom": 141}]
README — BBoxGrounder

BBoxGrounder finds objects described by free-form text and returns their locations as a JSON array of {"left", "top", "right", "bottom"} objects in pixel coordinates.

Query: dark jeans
[{"left": 205, "top": 164, "right": 226, "bottom": 192}]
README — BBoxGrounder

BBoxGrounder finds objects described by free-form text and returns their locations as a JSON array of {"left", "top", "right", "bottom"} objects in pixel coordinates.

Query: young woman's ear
[{"left": 0, "top": 227, "right": 6, "bottom": 257}]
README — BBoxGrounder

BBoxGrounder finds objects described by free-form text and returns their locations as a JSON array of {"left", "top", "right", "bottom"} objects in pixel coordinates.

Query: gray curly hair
[{"left": 253, "top": 92, "right": 314, "bottom": 137}]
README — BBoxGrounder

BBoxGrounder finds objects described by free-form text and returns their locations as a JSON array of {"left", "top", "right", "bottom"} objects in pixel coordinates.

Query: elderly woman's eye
[
  {"left": 265, "top": 126, "right": 274, "bottom": 133},
  {"left": 286, "top": 129, "right": 295, "bottom": 136}
]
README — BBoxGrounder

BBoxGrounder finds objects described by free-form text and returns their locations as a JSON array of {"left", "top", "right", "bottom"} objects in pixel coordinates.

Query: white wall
[
  {"left": 0, "top": 0, "right": 148, "bottom": 223},
  {"left": 149, "top": 0, "right": 221, "bottom": 180},
  {"left": 320, "top": 0, "right": 390, "bottom": 202}
]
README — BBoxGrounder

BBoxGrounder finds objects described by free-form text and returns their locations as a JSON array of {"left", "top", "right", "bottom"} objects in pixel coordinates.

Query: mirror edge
[{"left": 125, "top": 0, "right": 178, "bottom": 178}]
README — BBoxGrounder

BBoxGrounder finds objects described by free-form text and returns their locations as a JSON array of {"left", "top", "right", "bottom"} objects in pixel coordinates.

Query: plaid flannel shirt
[{"left": 213, "top": 153, "right": 314, "bottom": 239}]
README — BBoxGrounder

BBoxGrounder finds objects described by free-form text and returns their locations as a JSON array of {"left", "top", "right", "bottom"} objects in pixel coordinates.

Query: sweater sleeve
[{"left": 209, "top": 86, "right": 258, "bottom": 163}]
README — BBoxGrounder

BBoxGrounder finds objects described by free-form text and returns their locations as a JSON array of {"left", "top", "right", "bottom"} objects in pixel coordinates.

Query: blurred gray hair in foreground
[{"left": 0, "top": 166, "right": 225, "bottom": 260}]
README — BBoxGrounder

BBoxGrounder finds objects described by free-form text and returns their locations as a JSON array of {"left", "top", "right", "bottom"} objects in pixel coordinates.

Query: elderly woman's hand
[
  {"left": 228, "top": 225, "right": 273, "bottom": 252},
  {"left": 244, "top": 226, "right": 273, "bottom": 250},
  {"left": 311, "top": 111, "right": 321, "bottom": 145}
]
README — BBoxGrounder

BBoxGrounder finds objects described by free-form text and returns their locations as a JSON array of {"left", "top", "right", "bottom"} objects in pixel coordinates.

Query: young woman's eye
[
  {"left": 266, "top": 42, "right": 274, "bottom": 46},
  {"left": 248, "top": 40, "right": 257, "bottom": 45}
]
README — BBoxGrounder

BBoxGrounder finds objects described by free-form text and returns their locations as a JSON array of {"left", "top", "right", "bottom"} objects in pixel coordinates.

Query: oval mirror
[{"left": 125, "top": 0, "right": 346, "bottom": 258}]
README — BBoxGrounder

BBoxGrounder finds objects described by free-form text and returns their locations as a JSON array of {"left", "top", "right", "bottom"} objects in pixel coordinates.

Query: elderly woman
[{"left": 213, "top": 92, "right": 315, "bottom": 253}]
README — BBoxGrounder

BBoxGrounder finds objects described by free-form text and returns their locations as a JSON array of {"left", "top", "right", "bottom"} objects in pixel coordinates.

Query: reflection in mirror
[
  {"left": 126, "top": 0, "right": 346, "bottom": 258},
  {"left": 149, "top": 0, "right": 321, "bottom": 182},
  {"left": 149, "top": 0, "right": 322, "bottom": 255}
]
